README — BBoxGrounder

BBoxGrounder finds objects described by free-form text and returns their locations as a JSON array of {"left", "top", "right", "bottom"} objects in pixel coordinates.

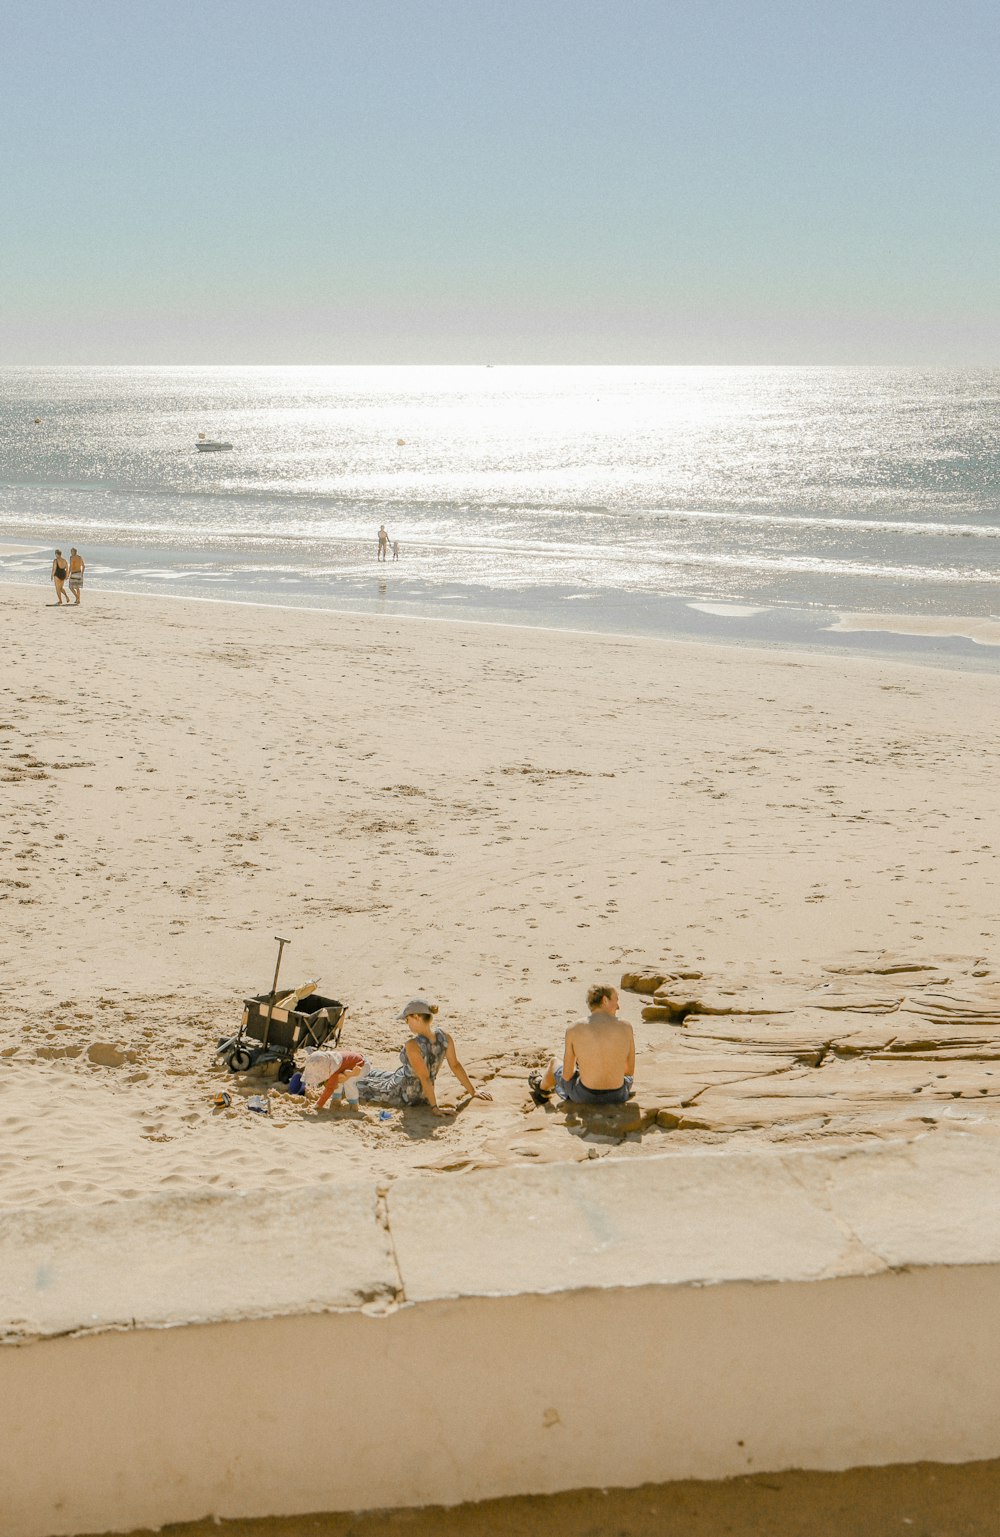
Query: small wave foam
[
  {"left": 654, "top": 508, "right": 1000, "bottom": 538},
  {"left": 688, "top": 601, "right": 773, "bottom": 618}
]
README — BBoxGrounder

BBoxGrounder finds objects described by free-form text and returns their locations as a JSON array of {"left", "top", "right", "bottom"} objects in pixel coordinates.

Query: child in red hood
[{"left": 301, "top": 1048, "right": 367, "bottom": 1110}]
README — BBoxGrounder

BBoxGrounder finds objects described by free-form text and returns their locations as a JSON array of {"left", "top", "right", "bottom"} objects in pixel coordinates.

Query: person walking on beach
[
  {"left": 68, "top": 548, "right": 85, "bottom": 605},
  {"left": 377, "top": 525, "right": 390, "bottom": 562},
  {"left": 50, "top": 550, "right": 70, "bottom": 606},
  {"left": 355, "top": 998, "right": 492, "bottom": 1115},
  {"left": 391, "top": 539, "right": 400, "bottom": 561},
  {"left": 529, "top": 983, "right": 635, "bottom": 1106}
]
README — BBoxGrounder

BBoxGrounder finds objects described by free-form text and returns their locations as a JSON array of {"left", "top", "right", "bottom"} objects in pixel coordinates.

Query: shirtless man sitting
[{"left": 529, "top": 983, "right": 635, "bottom": 1106}]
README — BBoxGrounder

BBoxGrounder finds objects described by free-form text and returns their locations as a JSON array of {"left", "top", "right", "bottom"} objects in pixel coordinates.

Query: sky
[{"left": 1, "top": 0, "right": 997, "bottom": 363}]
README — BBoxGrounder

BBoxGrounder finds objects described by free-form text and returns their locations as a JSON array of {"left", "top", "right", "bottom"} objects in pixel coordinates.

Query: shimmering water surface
[{"left": 1, "top": 366, "right": 998, "bottom": 656}]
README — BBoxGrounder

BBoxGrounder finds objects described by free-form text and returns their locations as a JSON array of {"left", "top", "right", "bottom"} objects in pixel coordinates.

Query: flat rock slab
[{"left": 616, "top": 955, "right": 1000, "bottom": 1144}]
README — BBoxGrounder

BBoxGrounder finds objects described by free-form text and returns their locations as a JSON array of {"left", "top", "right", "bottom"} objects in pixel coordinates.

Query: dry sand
[{"left": 1, "top": 583, "right": 998, "bottom": 1208}]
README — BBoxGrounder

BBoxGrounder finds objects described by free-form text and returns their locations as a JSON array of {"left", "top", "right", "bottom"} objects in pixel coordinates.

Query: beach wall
[{"left": 5, "top": 1134, "right": 1000, "bottom": 1537}]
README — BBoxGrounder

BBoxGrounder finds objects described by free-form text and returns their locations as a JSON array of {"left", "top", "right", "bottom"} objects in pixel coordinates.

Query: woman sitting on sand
[{"left": 356, "top": 997, "right": 491, "bottom": 1116}]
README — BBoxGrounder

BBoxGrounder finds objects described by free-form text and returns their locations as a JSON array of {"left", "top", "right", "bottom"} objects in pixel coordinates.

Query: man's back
[{"left": 566, "top": 1012, "right": 634, "bottom": 1090}]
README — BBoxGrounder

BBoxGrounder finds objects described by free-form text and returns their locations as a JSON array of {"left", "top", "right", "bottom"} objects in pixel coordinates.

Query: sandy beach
[{"left": 1, "top": 583, "right": 998, "bottom": 1209}]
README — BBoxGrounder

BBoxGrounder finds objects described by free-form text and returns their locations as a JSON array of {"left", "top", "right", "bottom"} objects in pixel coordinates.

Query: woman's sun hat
[{"left": 398, "top": 997, "right": 438, "bottom": 1020}]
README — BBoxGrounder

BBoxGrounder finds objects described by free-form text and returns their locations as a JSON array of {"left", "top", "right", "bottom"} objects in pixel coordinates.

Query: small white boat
[{"left": 196, "top": 439, "right": 233, "bottom": 452}]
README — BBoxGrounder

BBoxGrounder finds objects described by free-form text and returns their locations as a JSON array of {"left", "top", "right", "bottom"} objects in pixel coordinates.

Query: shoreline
[
  {"left": 9, "top": 572, "right": 1000, "bottom": 675},
  {"left": 3, "top": 547, "right": 1000, "bottom": 673}
]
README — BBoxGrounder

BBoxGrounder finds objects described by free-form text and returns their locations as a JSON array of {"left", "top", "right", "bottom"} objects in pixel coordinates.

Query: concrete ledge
[
  {"left": 2, "top": 1183, "right": 399, "bottom": 1339},
  {"left": 5, "top": 1133, "right": 1000, "bottom": 1536},
  {"left": 81, "top": 1460, "right": 1000, "bottom": 1537}
]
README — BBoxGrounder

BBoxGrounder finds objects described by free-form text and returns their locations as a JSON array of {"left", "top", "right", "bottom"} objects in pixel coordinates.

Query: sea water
[{"left": 1, "top": 366, "right": 998, "bottom": 660}]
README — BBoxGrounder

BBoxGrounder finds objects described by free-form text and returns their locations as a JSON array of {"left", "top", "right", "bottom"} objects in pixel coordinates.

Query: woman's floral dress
[{"left": 356, "top": 1028, "right": 449, "bottom": 1107}]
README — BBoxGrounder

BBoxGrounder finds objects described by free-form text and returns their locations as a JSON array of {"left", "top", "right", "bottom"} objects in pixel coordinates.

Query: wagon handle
[{"left": 263, "top": 935, "right": 291, "bottom": 1049}]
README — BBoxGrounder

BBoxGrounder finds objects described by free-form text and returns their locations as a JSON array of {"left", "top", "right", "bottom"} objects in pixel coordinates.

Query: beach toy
[
  {"left": 212, "top": 1091, "right": 231, "bottom": 1108},
  {"left": 378, "top": 1110, "right": 393, "bottom": 1121},
  {"left": 247, "top": 1094, "right": 269, "bottom": 1115}
]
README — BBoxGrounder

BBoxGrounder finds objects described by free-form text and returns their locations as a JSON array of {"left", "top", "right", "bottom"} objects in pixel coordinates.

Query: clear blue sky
[{"left": 2, "top": 0, "right": 997, "bottom": 362}]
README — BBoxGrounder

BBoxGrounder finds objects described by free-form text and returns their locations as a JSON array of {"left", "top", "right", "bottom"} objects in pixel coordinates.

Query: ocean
[{"left": 1, "top": 365, "right": 998, "bottom": 661}]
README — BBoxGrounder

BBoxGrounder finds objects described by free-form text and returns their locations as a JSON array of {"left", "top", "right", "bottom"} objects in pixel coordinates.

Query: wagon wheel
[
  {"left": 228, "top": 1048, "right": 254, "bottom": 1073},
  {"left": 277, "top": 1059, "right": 295, "bottom": 1084}
]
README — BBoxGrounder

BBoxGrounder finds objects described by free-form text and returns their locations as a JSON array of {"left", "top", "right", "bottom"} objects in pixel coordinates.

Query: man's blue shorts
[{"left": 553, "top": 1067, "right": 633, "bottom": 1105}]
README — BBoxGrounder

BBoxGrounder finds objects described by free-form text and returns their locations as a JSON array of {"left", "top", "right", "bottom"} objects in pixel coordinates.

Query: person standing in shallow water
[
  {"left": 50, "top": 551, "right": 70, "bottom": 605},
  {"left": 377, "top": 525, "right": 390, "bottom": 561},
  {"left": 68, "top": 548, "right": 85, "bottom": 605}
]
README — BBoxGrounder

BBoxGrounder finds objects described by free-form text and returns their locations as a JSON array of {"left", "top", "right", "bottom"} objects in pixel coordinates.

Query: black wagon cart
[{"left": 217, "top": 987, "right": 346, "bottom": 1079}]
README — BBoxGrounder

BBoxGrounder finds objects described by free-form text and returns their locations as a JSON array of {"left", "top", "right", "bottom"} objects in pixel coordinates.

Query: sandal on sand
[{"left": 528, "top": 1072, "right": 553, "bottom": 1106}]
